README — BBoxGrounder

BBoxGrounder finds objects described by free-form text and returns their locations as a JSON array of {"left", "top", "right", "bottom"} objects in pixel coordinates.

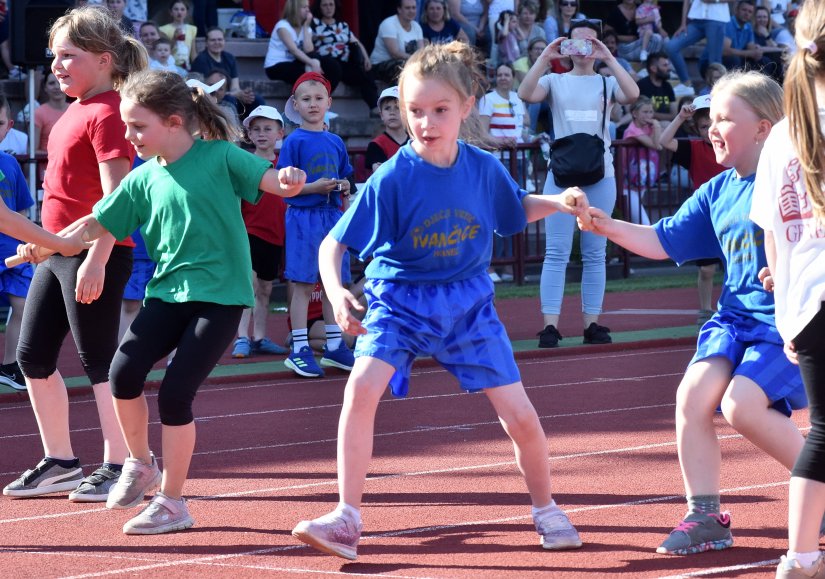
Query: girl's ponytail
[{"left": 189, "top": 86, "right": 240, "bottom": 142}]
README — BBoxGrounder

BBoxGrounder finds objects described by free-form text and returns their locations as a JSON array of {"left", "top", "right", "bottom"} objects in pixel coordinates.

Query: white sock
[
  {"left": 292, "top": 329, "right": 308, "bottom": 354},
  {"left": 788, "top": 551, "right": 821, "bottom": 568},
  {"left": 336, "top": 501, "right": 361, "bottom": 523},
  {"left": 531, "top": 500, "right": 557, "bottom": 516},
  {"left": 325, "top": 324, "right": 342, "bottom": 350}
]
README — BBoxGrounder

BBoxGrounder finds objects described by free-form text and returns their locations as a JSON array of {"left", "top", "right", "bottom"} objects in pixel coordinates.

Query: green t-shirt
[{"left": 93, "top": 139, "right": 271, "bottom": 307}]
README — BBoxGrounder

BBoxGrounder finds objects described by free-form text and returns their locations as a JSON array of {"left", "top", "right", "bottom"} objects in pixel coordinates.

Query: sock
[
  {"left": 325, "top": 325, "right": 342, "bottom": 350},
  {"left": 788, "top": 551, "right": 821, "bottom": 568},
  {"left": 687, "top": 494, "right": 721, "bottom": 514},
  {"left": 47, "top": 456, "right": 80, "bottom": 468},
  {"left": 101, "top": 462, "right": 123, "bottom": 473},
  {"left": 532, "top": 500, "right": 557, "bottom": 516},
  {"left": 336, "top": 501, "right": 361, "bottom": 523},
  {"left": 292, "top": 329, "right": 308, "bottom": 354}
]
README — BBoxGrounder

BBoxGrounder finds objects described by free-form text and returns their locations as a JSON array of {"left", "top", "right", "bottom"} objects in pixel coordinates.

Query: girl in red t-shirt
[{"left": 2, "top": 7, "right": 148, "bottom": 504}]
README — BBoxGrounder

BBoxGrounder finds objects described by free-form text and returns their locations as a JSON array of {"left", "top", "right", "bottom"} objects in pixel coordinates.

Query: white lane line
[{"left": 656, "top": 558, "right": 779, "bottom": 578}]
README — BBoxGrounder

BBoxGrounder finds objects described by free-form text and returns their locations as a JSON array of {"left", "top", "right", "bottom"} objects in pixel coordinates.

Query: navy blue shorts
[
  {"left": 355, "top": 274, "right": 521, "bottom": 397},
  {"left": 0, "top": 263, "right": 33, "bottom": 298},
  {"left": 123, "top": 259, "right": 155, "bottom": 301},
  {"left": 692, "top": 312, "right": 807, "bottom": 416},
  {"left": 284, "top": 205, "right": 350, "bottom": 284}
]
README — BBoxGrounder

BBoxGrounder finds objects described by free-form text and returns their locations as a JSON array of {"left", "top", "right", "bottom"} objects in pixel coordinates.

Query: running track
[{"left": 0, "top": 346, "right": 806, "bottom": 578}]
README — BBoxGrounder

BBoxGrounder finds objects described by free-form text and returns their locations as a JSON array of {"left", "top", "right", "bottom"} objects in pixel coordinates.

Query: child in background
[
  {"left": 2, "top": 6, "right": 146, "bottom": 503},
  {"left": 159, "top": 0, "right": 196, "bottom": 70},
  {"left": 622, "top": 96, "right": 661, "bottom": 225},
  {"left": 581, "top": 71, "right": 809, "bottom": 557},
  {"left": 659, "top": 94, "right": 727, "bottom": 327},
  {"left": 43, "top": 69, "right": 305, "bottom": 535},
  {"left": 106, "top": 0, "right": 134, "bottom": 35},
  {"left": 278, "top": 71, "right": 355, "bottom": 379},
  {"left": 635, "top": 0, "right": 665, "bottom": 63},
  {"left": 292, "top": 41, "right": 590, "bottom": 561},
  {"left": 149, "top": 38, "right": 187, "bottom": 76},
  {"left": 34, "top": 73, "right": 69, "bottom": 183},
  {"left": 750, "top": 3, "right": 825, "bottom": 576},
  {"left": 365, "top": 86, "right": 409, "bottom": 176},
  {"left": 232, "top": 105, "right": 289, "bottom": 358},
  {"left": 0, "top": 101, "right": 27, "bottom": 155}
]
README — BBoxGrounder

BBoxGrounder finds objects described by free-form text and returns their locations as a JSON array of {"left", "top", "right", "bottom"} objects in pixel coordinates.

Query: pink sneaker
[
  {"left": 123, "top": 492, "right": 194, "bottom": 535},
  {"left": 106, "top": 454, "right": 161, "bottom": 509},
  {"left": 292, "top": 509, "right": 362, "bottom": 560}
]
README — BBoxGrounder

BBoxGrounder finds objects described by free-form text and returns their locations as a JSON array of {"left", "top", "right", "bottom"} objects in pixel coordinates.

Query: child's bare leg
[
  {"left": 160, "top": 422, "right": 195, "bottom": 500},
  {"left": 698, "top": 264, "right": 716, "bottom": 312},
  {"left": 27, "top": 372, "right": 74, "bottom": 458},
  {"left": 485, "top": 382, "right": 552, "bottom": 506},
  {"left": 720, "top": 377, "right": 804, "bottom": 470},
  {"left": 788, "top": 477, "right": 825, "bottom": 553},
  {"left": 237, "top": 308, "right": 251, "bottom": 339},
  {"left": 252, "top": 277, "right": 272, "bottom": 341},
  {"left": 675, "top": 358, "right": 733, "bottom": 497},
  {"left": 641, "top": 28, "right": 652, "bottom": 52},
  {"left": 289, "top": 282, "right": 312, "bottom": 333},
  {"left": 113, "top": 395, "right": 151, "bottom": 464},
  {"left": 338, "top": 357, "right": 394, "bottom": 507}
]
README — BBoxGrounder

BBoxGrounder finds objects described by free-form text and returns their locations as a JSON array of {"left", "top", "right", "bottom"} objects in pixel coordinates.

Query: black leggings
[
  {"left": 110, "top": 299, "right": 242, "bottom": 426},
  {"left": 791, "top": 304, "right": 825, "bottom": 482},
  {"left": 264, "top": 54, "right": 342, "bottom": 93},
  {"left": 17, "top": 247, "right": 133, "bottom": 385}
]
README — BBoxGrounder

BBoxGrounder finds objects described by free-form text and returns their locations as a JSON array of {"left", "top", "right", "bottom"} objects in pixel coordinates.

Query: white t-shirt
[
  {"left": 751, "top": 115, "right": 825, "bottom": 341},
  {"left": 265, "top": 20, "right": 301, "bottom": 68},
  {"left": 488, "top": 0, "right": 516, "bottom": 29},
  {"left": 370, "top": 16, "right": 424, "bottom": 65},
  {"left": 537, "top": 73, "right": 619, "bottom": 178},
  {"left": 0, "top": 129, "right": 28, "bottom": 155},
  {"left": 687, "top": 0, "right": 731, "bottom": 23},
  {"left": 479, "top": 90, "right": 525, "bottom": 141}
]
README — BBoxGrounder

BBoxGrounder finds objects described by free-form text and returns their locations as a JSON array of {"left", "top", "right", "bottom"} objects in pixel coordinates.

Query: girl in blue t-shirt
[
  {"left": 292, "top": 41, "right": 590, "bottom": 561},
  {"left": 583, "top": 71, "right": 809, "bottom": 557}
]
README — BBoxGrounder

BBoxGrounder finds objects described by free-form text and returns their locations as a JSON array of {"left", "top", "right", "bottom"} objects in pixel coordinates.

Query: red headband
[{"left": 291, "top": 72, "right": 331, "bottom": 95}]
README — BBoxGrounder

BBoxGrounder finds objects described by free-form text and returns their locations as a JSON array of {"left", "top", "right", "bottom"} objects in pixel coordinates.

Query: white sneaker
[
  {"left": 639, "top": 49, "right": 648, "bottom": 62},
  {"left": 673, "top": 83, "right": 695, "bottom": 98},
  {"left": 488, "top": 271, "right": 502, "bottom": 283}
]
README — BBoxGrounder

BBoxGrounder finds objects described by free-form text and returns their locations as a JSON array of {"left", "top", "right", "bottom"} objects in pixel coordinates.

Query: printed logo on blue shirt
[{"left": 412, "top": 208, "right": 481, "bottom": 257}]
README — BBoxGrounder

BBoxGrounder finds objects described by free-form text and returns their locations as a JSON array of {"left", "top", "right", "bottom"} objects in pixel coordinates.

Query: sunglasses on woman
[{"left": 560, "top": 1, "right": 577, "bottom": 7}]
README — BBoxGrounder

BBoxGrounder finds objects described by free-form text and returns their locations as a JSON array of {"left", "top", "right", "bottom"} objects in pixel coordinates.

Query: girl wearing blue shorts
[
  {"left": 292, "top": 41, "right": 592, "bottom": 561},
  {"left": 584, "top": 71, "right": 808, "bottom": 558}
]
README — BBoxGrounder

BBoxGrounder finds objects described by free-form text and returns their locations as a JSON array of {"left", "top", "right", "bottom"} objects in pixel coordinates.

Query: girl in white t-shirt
[{"left": 750, "top": 2, "right": 825, "bottom": 577}]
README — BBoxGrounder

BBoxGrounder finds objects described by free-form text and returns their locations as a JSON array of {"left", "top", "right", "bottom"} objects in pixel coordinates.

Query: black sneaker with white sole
[
  {"left": 3, "top": 457, "right": 83, "bottom": 497},
  {"left": 0, "top": 361, "right": 26, "bottom": 391},
  {"left": 583, "top": 323, "right": 612, "bottom": 344}
]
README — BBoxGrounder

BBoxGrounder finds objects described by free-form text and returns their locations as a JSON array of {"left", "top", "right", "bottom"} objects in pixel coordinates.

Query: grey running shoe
[
  {"left": 123, "top": 492, "right": 194, "bottom": 535},
  {"left": 776, "top": 555, "right": 825, "bottom": 579},
  {"left": 106, "top": 454, "right": 161, "bottom": 510},
  {"left": 656, "top": 511, "right": 733, "bottom": 555},
  {"left": 68, "top": 466, "right": 121, "bottom": 503},
  {"left": 292, "top": 509, "right": 362, "bottom": 560},
  {"left": 533, "top": 504, "right": 583, "bottom": 550},
  {"left": 3, "top": 457, "right": 83, "bottom": 497}
]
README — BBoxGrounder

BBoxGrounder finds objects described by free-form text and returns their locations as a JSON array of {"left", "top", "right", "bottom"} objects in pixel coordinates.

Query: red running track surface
[{"left": 0, "top": 345, "right": 804, "bottom": 578}]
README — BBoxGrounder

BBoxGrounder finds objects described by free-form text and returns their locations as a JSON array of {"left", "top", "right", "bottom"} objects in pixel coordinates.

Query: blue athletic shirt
[
  {"left": 276, "top": 128, "right": 353, "bottom": 208},
  {"left": 0, "top": 152, "right": 34, "bottom": 268},
  {"left": 654, "top": 169, "right": 774, "bottom": 325},
  {"left": 331, "top": 141, "right": 528, "bottom": 283}
]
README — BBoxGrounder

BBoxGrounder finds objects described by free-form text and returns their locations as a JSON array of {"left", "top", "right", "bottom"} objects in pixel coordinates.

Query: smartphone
[{"left": 560, "top": 38, "right": 593, "bottom": 57}]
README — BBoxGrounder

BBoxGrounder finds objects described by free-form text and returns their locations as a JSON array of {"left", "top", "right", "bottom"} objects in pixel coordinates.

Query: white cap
[
  {"left": 377, "top": 85, "right": 399, "bottom": 108},
  {"left": 692, "top": 94, "right": 711, "bottom": 110},
  {"left": 185, "top": 77, "right": 225, "bottom": 94},
  {"left": 243, "top": 105, "right": 284, "bottom": 129}
]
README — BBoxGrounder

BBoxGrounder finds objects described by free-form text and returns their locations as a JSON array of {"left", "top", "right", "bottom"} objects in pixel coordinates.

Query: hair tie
[{"left": 807, "top": 41, "right": 819, "bottom": 55}]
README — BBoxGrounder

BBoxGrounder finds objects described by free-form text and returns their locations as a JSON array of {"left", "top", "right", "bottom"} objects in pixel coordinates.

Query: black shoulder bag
[{"left": 549, "top": 75, "right": 608, "bottom": 188}]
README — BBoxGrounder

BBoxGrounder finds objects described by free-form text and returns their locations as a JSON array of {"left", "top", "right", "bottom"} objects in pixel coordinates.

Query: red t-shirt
[
  {"left": 41, "top": 90, "right": 135, "bottom": 246},
  {"left": 674, "top": 138, "right": 726, "bottom": 189},
  {"left": 241, "top": 157, "right": 286, "bottom": 245}
]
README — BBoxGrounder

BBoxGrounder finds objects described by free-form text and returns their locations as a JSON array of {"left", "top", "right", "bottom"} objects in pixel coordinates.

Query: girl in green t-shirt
[{"left": 36, "top": 69, "right": 306, "bottom": 535}]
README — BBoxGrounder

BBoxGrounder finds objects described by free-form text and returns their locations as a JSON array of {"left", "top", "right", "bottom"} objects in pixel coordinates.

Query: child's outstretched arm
[
  {"left": 8, "top": 213, "right": 106, "bottom": 267},
  {"left": 259, "top": 166, "right": 307, "bottom": 197},
  {"left": 319, "top": 234, "right": 366, "bottom": 336},
  {"left": 659, "top": 104, "right": 694, "bottom": 152},
  {"left": 578, "top": 206, "right": 669, "bottom": 260},
  {"left": 0, "top": 205, "right": 91, "bottom": 259},
  {"left": 522, "top": 187, "right": 590, "bottom": 224}
]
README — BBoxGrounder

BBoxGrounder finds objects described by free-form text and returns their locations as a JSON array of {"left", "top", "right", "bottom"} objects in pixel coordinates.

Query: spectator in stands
[
  {"left": 149, "top": 37, "right": 187, "bottom": 75},
  {"left": 448, "top": 0, "right": 488, "bottom": 49},
  {"left": 0, "top": 0, "right": 24, "bottom": 80},
  {"left": 602, "top": 26, "right": 636, "bottom": 79},
  {"left": 34, "top": 73, "right": 69, "bottom": 181},
  {"left": 370, "top": 0, "right": 424, "bottom": 84},
  {"left": 139, "top": 20, "right": 161, "bottom": 47},
  {"left": 265, "top": 0, "right": 341, "bottom": 91},
  {"left": 721, "top": 1, "right": 764, "bottom": 70},
  {"left": 753, "top": 5, "right": 791, "bottom": 79},
  {"left": 421, "top": 0, "right": 468, "bottom": 45},
  {"left": 159, "top": 0, "right": 198, "bottom": 71},
  {"left": 607, "top": 0, "right": 664, "bottom": 63},
  {"left": 365, "top": 86, "right": 409, "bottom": 175},
  {"left": 310, "top": 0, "right": 380, "bottom": 116},
  {"left": 637, "top": 52, "right": 677, "bottom": 121},
  {"left": 697, "top": 61, "right": 726, "bottom": 95},
  {"left": 106, "top": 0, "right": 134, "bottom": 35},
  {"left": 191, "top": 27, "right": 265, "bottom": 120},
  {"left": 665, "top": 0, "right": 732, "bottom": 98},
  {"left": 514, "top": 37, "right": 553, "bottom": 133},
  {"left": 497, "top": 0, "right": 544, "bottom": 63},
  {"left": 556, "top": 0, "right": 585, "bottom": 37},
  {"left": 203, "top": 70, "right": 242, "bottom": 136},
  {"left": 541, "top": 0, "right": 558, "bottom": 41}
]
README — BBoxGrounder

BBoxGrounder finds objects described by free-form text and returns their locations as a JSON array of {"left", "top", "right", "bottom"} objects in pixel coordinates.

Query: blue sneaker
[
  {"left": 231, "top": 337, "right": 251, "bottom": 358},
  {"left": 285, "top": 346, "right": 324, "bottom": 378},
  {"left": 320, "top": 342, "right": 355, "bottom": 371},
  {"left": 252, "top": 337, "right": 288, "bottom": 355}
]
